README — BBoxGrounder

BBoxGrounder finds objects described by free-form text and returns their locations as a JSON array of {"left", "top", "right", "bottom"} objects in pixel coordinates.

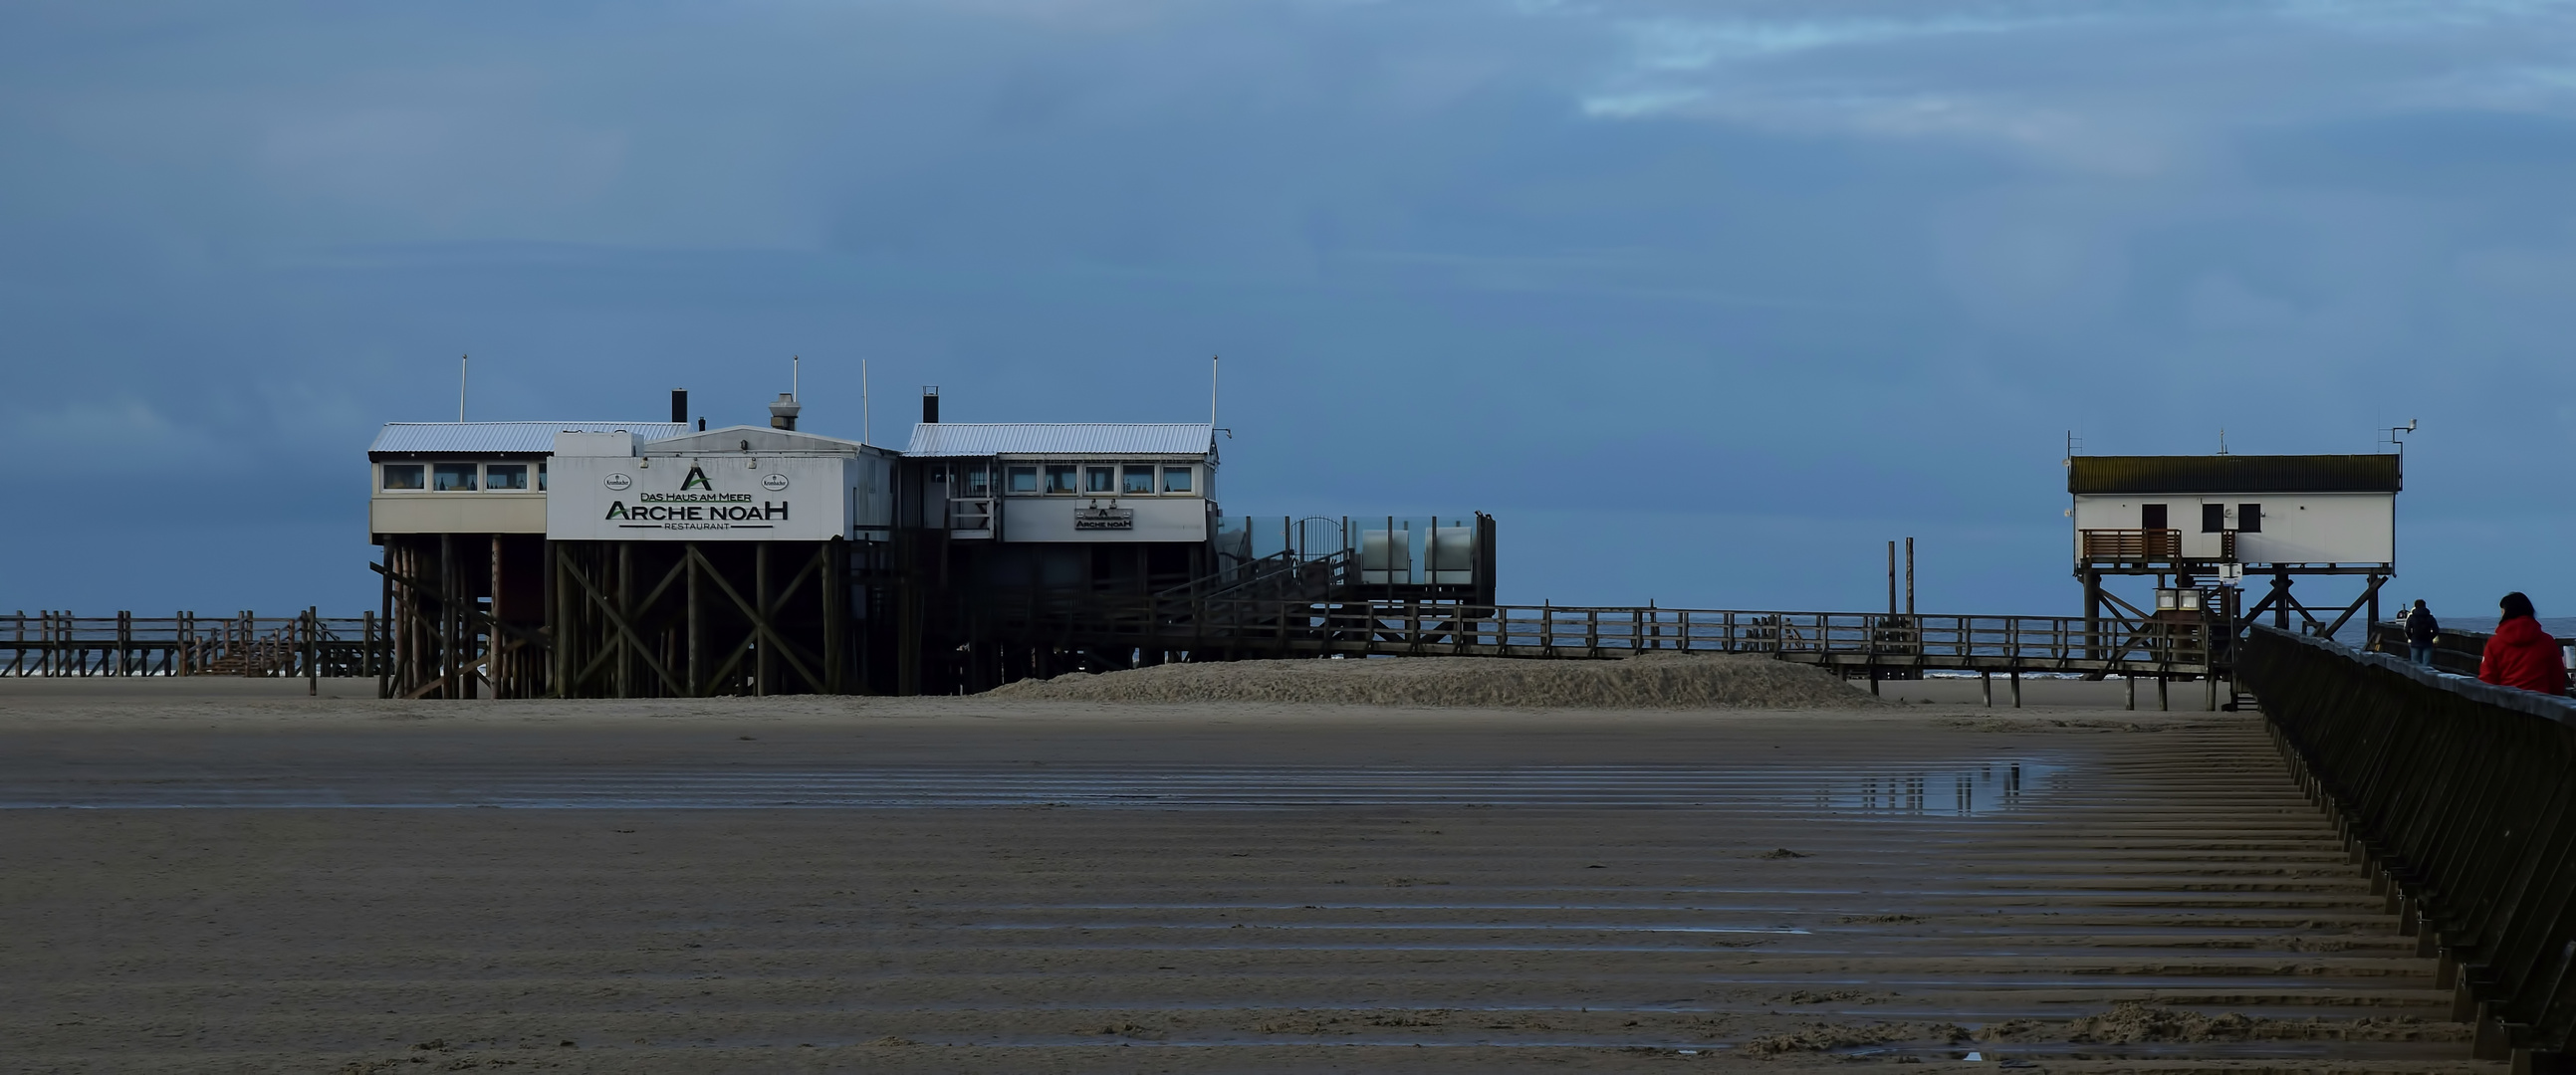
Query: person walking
[
  {"left": 2478, "top": 592, "right": 2569, "bottom": 695},
  {"left": 2404, "top": 599, "right": 2440, "bottom": 667}
]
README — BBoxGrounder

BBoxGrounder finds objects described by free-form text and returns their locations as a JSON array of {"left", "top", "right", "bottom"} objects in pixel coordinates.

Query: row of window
[
  {"left": 387, "top": 460, "right": 1199, "bottom": 497},
  {"left": 381, "top": 462, "right": 545, "bottom": 492},
  {"left": 2138, "top": 503, "right": 2262, "bottom": 533},
  {"left": 937, "top": 463, "right": 1195, "bottom": 497}
]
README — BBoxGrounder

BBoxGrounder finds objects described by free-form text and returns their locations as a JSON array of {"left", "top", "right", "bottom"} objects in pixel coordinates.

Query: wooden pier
[
  {"left": 7, "top": 599, "right": 2222, "bottom": 708},
  {"left": 3, "top": 611, "right": 378, "bottom": 680}
]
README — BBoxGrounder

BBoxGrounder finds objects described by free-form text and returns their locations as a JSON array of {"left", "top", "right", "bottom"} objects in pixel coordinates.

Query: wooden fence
[
  {"left": 2243, "top": 625, "right": 2576, "bottom": 1067},
  {"left": 960, "top": 595, "right": 2219, "bottom": 677},
  {"left": 10, "top": 601, "right": 2221, "bottom": 706},
  {"left": 3, "top": 611, "right": 382, "bottom": 678}
]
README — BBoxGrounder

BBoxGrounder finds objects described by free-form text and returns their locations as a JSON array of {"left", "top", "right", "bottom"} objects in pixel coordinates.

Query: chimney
[
  {"left": 768, "top": 392, "right": 801, "bottom": 431},
  {"left": 921, "top": 386, "right": 940, "bottom": 424},
  {"left": 670, "top": 389, "right": 688, "bottom": 425}
]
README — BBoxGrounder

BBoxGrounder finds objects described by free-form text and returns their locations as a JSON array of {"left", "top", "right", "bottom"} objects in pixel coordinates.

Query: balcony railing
[
  {"left": 2080, "top": 528, "right": 2182, "bottom": 561},
  {"left": 947, "top": 498, "right": 994, "bottom": 534}
]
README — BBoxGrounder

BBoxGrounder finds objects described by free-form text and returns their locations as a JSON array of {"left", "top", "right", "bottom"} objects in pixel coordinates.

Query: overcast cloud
[{"left": 2, "top": 0, "right": 2570, "bottom": 616}]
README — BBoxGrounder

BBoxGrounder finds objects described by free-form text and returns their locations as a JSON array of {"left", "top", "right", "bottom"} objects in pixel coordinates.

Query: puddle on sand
[{"left": 1822, "top": 760, "right": 2064, "bottom": 817}]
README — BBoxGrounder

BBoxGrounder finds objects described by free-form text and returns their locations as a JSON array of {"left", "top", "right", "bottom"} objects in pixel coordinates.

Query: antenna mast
[
  {"left": 458, "top": 354, "right": 468, "bottom": 422},
  {"left": 1210, "top": 354, "right": 1221, "bottom": 427},
  {"left": 793, "top": 355, "right": 800, "bottom": 400},
  {"left": 862, "top": 358, "right": 870, "bottom": 446}
]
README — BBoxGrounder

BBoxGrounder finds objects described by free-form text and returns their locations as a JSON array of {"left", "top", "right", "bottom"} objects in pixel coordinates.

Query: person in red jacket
[{"left": 2478, "top": 591, "right": 2569, "bottom": 695}]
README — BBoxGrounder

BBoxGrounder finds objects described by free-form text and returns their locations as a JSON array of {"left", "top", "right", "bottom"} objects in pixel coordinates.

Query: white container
[{"left": 1361, "top": 529, "right": 1411, "bottom": 585}]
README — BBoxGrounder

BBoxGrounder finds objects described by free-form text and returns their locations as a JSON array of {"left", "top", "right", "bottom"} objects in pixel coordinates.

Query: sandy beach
[{"left": 0, "top": 677, "right": 2481, "bottom": 1072}]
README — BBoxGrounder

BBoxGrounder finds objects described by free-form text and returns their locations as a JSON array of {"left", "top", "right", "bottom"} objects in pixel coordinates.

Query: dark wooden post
[
  {"left": 616, "top": 542, "right": 633, "bottom": 699},
  {"left": 2082, "top": 568, "right": 2102, "bottom": 662},
  {"left": 755, "top": 542, "right": 772, "bottom": 697},
  {"left": 551, "top": 543, "right": 571, "bottom": 699},
  {"left": 685, "top": 542, "right": 703, "bottom": 698},
  {"left": 822, "top": 538, "right": 845, "bottom": 694},
  {"left": 489, "top": 535, "right": 505, "bottom": 698},
  {"left": 305, "top": 606, "right": 319, "bottom": 696}
]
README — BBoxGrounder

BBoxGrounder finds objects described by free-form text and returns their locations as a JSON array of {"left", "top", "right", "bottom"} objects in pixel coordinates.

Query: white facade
[
  {"left": 998, "top": 494, "right": 1213, "bottom": 542},
  {"left": 2070, "top": 492, "right": 2395, "bottom": 565},
  {"left": 546, "top": 427, "right": 898, "bottom": 542},
  {"left": 367, "top": 421, "right": 688, "bottom": 538},
  {"left": 906, "top": 423, "right": 1219, "bottom": 544},
  {"left": 371, "top": 484, "right": 548, "bottom": 536}
]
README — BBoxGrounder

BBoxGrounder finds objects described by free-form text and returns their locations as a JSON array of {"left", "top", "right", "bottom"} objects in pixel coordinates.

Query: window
[
  {"left": 964, "top": 465, "right": 992, "bottom": 497},
  {"left": 486, "top": 464, "right": 529, "bottom": 491},
  {"left": 381, "top": 464, "right": 424, "bottom": 490},
  {"left": 1162, "top": 466, "right": 1193, "bottom": 494},
  {"left": 1084, "top": 466, "right": 1117, "bottom": 494},
  {"left": 537, "top": 462, "right": 548, "bottom": 491},
  {"left": 1122, "top": 465, "right": 1156, "bottom": 495},
  {"left": 1044, "top": 465, "right": 1077, "bottom": 494},
  {"left": 433, "top": 463, "right": 477, "bottom": 492},
  {"left": 1007, "top": 466, "right": 1039, "bottom": 494},
  {"left": 2140, "top": 503, "right": 2167, "bottom": 531},
  {"left": 2202, "top": 504, "right": 2226, "bottom": 533},
  {"left": 2238, "top": 504, "right": 2262, "bottom": 533}
]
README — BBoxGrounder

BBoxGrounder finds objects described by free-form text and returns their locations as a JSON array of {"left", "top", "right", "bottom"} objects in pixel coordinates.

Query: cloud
[
  {"left": 3, "top": 398, "right": 216, "bottom": 472},
  {"left": 1566, "top": 1, "right": 2576, "bottom": 174}
]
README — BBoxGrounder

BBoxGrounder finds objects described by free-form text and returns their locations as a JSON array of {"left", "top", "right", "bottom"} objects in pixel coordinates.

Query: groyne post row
[
  {"left": 3, "top": 611, "right": 378, "bottom": 679},
  {"left": 2241, "top": 624, "right": 2576, "bottom": 1070}
]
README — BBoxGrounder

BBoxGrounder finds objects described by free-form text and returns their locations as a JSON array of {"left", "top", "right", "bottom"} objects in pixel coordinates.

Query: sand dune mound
[{"left": 984, "top": 653, "right": 1879, "bottom": 709}]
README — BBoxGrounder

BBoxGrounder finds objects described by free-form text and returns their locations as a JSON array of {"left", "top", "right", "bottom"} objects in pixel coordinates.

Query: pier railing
[
  {"left": 14, "top": 601, "right": 2216, "bottom": 696},
  {"left": 2, "top": 611, "right": 384, "bottom": 678},
  {"left": 952, "top": 595, "right": 2215, "bottom": 679},
  {"left": 2241, "top": 625, "right": 2576, "bottom": 1068}
]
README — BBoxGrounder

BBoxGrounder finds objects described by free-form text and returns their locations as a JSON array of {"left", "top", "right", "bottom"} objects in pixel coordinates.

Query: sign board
[
  {"left": 548, "top": 452, "right": 873, "bottom": 541},
  {"left": 1073, "top": 507, "right": 1135, "bottom": 531}
]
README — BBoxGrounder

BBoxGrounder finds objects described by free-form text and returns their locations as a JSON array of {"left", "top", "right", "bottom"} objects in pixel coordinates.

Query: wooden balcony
[{"left": 2080, "top": 528, "right": 2182, "bottom": 561}]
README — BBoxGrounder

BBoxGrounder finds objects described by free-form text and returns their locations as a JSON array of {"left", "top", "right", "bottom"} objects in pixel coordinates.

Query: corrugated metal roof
[
  {"left": 644, "top": 426, "right": 875, "bottom": 455},
  {"left": 369, "top": 421, "right": 691, "bottom": 455},
  {"left": 904, "top": 423, "right": 1216, "bottom": 458},
  {"left": 2069, "top": 454, "right": 2403, "bottom": 495}
]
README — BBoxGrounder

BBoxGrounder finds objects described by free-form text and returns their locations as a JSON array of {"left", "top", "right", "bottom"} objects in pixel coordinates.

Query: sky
[{"left": 3, "top": 0, "right": 2572, "bottom": 620}]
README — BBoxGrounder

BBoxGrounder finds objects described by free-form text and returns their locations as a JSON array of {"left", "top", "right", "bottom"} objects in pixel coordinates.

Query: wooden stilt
[{"left": 685, "top": 542, "right": 703, "bottom": 697}]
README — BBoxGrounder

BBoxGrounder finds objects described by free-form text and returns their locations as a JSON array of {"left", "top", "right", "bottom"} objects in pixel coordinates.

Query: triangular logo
[{"left": 681, "top": 465, "right": 712, "bottom": 491}]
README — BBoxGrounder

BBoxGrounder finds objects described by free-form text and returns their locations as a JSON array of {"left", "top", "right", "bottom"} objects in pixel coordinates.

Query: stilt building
[{"left": 369, "top": 388, "right": 1491, "bottom": 698}]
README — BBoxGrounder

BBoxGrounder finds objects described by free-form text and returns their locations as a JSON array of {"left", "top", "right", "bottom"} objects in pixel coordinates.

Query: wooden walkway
[
  {"left": 969, "top": 597, "right": 2220, "bottom": 679},
  {"left": 2, "top": 611, "right": 376, "bottom": 678},
  {"left": 9, "top": 602, "right": 2221, "bottom": 696}
]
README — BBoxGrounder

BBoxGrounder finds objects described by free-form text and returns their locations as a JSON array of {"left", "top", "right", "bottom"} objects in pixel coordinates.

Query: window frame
[
  {"left": 1006, "top": 466, "right": 1039, "bottom": 494},
  {"left": 485, "top": 463, "right": 531, "bottom": 492},
  {"left": 1043, "top": 464, "right": 1078, "bottom": 495},
  {"left": 431, "top": 462, "right": 479, "bottom": 493},
  {"left": 1084, "top": 464, "right": 1118, "bottom": 495},
  {"left": 380, "top": 463, "right": 426, "bottom": 491},
  {"left": 1162, "top": 466, "right": 1194, "bottom": 494},
  {"left": 2238, "top": 503, "right": 2263, "bottom": 534},
  {"left": 1121, "top": 465, "right": 1157, "bottom": 496}
]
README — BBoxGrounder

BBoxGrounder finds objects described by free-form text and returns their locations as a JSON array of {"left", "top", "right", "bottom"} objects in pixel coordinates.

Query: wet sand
[{"left": 0, "top": 680, "right": 2485, "bottom": 1072}]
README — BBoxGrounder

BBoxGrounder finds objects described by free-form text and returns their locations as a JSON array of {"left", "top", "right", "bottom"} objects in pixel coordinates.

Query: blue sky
[{"left": 3, "top": 1, "right": 2571, "bottom": 619}]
